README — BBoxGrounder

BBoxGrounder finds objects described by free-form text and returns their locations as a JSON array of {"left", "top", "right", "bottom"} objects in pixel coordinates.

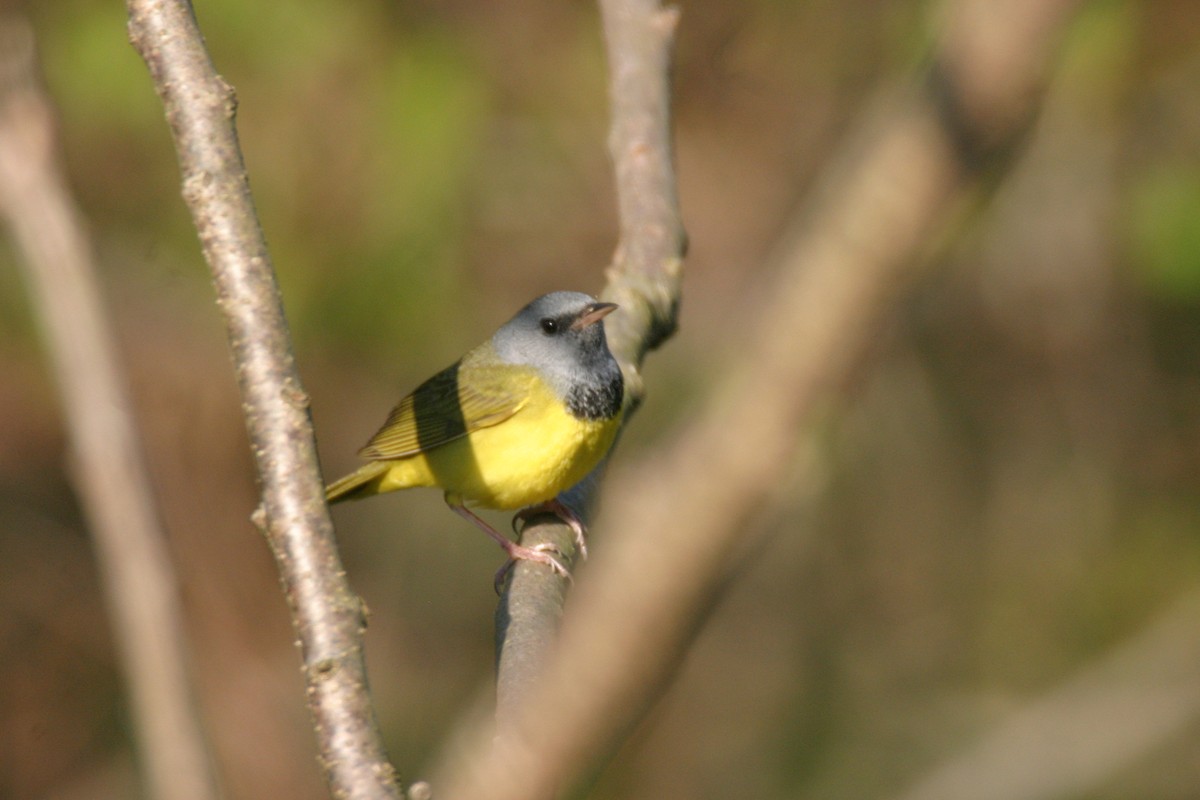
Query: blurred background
[{"left": 2, "top": 0, "right": 1200, "bottom": 798}]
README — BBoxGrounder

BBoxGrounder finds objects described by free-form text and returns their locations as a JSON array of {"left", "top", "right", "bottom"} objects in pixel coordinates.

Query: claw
[
  {"left": 446, "top": 496, "right": 573, "bottom": 592},
  {"left": 493, "top": 542, "right": 571, "bottom": 593},
  {"left": 513, "top": 499, "right": 589, "bottom": 560}
]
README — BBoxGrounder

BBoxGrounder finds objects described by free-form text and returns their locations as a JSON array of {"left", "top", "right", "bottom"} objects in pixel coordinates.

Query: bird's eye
[{"left": 539, "top": 318, "right": 559, "bottom": 335}]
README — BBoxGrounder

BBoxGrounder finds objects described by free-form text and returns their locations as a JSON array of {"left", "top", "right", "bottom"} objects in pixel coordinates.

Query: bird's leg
[
  {"left": 446, "top": 498, "right": 570, "bottom": 588},
  {"left": 513, "top": 498, "right": 588, "bottom": 560}
]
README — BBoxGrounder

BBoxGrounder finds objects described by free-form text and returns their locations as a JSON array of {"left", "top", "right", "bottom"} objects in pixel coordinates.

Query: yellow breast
[{"left": 374, "top": 379, "right": 620, "bottom": 509}]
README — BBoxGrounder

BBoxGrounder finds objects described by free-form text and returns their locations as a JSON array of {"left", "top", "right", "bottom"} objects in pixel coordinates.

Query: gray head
[{"left": 492, "top": 291, "right": 624, "bottom": 420}]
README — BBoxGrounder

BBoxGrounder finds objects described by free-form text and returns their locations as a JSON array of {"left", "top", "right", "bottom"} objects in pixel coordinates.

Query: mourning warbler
[{"left": 325, "top": 291, "right": 624, "bottom": 577}]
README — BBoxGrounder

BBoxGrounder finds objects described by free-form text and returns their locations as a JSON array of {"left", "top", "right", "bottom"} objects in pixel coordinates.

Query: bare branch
[
  {"left": 0, "top": 16, "right": 220, "bottom": 800},
  {"left": 494, "top": 517, "right": 579, "bottom": 726},
  {"left": 492, "top": 0, "right": 686, "bottom": 741},
  {"left": 598, "top": 0, "right": 686, "bottom": 378},
  {"left": 439, "top": 0, "right": 1085, "bottom": 798},
  {"left": 123, "top": 1, "right": 399, "bottom": 797}
]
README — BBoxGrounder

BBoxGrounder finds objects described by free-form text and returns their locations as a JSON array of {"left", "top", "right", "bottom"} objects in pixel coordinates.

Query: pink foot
[
  {"left": 513, "top": 499, "right": 589, "bottom": 559},
  {"left": 491, "top": 541, "right": 571, "bottom": 593},
  {"left": 446, "top": 498, "right": 571, "bottom": 591}
]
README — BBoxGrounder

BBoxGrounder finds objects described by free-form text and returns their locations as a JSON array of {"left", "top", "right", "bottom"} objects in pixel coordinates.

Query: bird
[{"left": 324, "top": 291, "right": 624, "bottom": 580}]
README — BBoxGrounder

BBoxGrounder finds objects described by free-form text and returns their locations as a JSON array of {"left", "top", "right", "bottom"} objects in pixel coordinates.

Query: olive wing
[{"left": 358, "top": 360, "right": 533, "bottom": 460}]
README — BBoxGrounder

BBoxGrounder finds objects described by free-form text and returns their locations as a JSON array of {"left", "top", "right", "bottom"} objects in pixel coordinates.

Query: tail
[{"left": 325, "top": 461, "right": 391, "bottom": 504}]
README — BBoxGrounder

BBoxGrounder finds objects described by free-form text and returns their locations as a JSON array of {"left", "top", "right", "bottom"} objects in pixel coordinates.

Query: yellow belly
[{"left": 375, "top": 383, "right": 620, "bottom": 509}]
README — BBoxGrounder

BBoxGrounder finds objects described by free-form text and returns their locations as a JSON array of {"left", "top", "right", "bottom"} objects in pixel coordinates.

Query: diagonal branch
[
  {"left": 0, "top": 16, "right": 220, "bottom": 800},
  {"left": 124, "top": 2, "right": 400, "bottom": 798},
  {"left": 440, "top": 0, "right": 1085, "bottom": 798}
]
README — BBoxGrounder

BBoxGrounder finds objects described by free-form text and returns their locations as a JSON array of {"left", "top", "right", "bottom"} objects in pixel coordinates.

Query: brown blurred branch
[
  {"left": 438, "top": 0, "right": 1084, "bottom": 798},
  {"left": 0, "top": 17, "right": 220, "bottom": 800},
  {"left": 494, "top": 516, "right": 578, "bottom": 726},
  {"left": 596, "top": 0, "right": 686, "bottom": 376},
  {"left": 494, "top": 0, "right": 686, "bottom": 733},
  {"left": 891, "top": 589, "right": 1200, "bottom": 800},
  {"left": 124, "top": 2, "right": 400, "bottom": 798}
]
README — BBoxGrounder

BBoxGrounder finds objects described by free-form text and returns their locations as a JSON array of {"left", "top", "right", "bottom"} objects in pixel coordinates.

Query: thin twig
[
  {"left": 597, "top": 0, "right": 686, "bottom": 378},
  {"left": 123, "top": 2, "right": 400, "bottom": 797},
  {"left": 437, "top": 0, "right": 1084, "bottom": 797},
  {"left": 493, "top": 0, "right": 686, "bottom": 737},
  {"left": 0, "top": 16, "right": 220, "bottom": 800}
]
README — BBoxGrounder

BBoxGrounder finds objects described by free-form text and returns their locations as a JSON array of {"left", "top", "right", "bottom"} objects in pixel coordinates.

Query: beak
[{"left": 570, "top": 301, "right": 618, "bottom": 331}]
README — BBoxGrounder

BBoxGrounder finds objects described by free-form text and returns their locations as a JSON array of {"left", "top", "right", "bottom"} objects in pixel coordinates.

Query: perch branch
[
  {"left": 597, "top": 0, "right": 686, "bottom": 379},
  {"left": 124, "top": 1, "right": 400, "bottom": 797},
  {"left": 0, "top": 17, "right": 220, "bottom": 800},
  {"left": 440, "top": 0, "right": 1084, "bottom": 798},
  {"left": 493, "top": 0, "right": 686, "bottom": 736}
]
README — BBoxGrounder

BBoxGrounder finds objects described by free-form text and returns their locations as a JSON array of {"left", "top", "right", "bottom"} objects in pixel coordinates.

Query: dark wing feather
[{"left": 358, "top": 358, "right": 534, "bottom": 460}]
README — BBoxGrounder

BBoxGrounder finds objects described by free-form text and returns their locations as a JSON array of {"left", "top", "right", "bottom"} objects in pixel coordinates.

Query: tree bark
[{"left": 124, "top": 2, "right": 401, "bottom": 797}]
